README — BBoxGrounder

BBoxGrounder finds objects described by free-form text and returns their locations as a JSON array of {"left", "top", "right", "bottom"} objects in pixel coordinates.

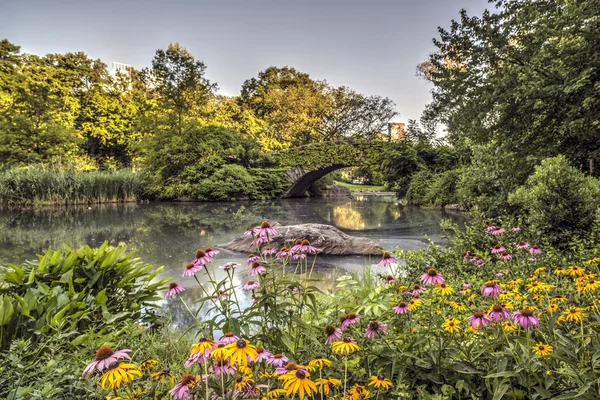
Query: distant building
[
  {"left": 388, "top": 122, "right": 406, "bottom": 142},
  {"left": 111, "top": 62, "right": 133, "bottom": 77}
]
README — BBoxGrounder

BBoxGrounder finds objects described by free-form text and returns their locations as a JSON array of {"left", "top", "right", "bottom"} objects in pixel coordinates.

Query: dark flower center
[
  {"left": 280, "top": 246, "right": 289, "bottom": 252},
  {"left": 248, "top": 253, "right": 255, "bottom": 258},
  {"left": 474, "top": 312, "right": 485, "bottom": 318},
  {"left": 378, "top": 374, "right": 385, "bottom": 381},
  {"left": 301, "top": 239, "right": 310, "bottom": 246},
  {"left": 285, "top": 362, "right": 298, "bottom": 371},
  {"left": 440, "top": 284, "right": 447, "bottom": 288},
  {"left": 325, "top": 325, "right": 336, "bottom": 335},
  {"left": 427, "top": 268, "right": 438, "bottom": 276},
  {"left": 569, "top": 309, "right": 577, "bottom": 314},
  {"left": 399, "top": 302, "right": 407, "bottom": 307},
  {"left": 236, "top": 376, "right": 244, "bottom": 383},
  {"left": 295, "top": 239, "right": 303, "bottom": 245},
  {"left": 494, "top": 226, "right": 501, "bottom": 230},
  {"left": 181, "top": 374, "right": 196, "bottom": 385},
  {"left": 315, "top": 355, "right": 323, "bottom": 359},
  {"left": 501, "top": 251, "right": 509, "bottom": 256},
  {"left": 225, "top": 332, "right": 234, "bottom": 337},
  {"left": 236, "top": 339, "right": 247, "bottom": 348},
  {"left": 251, "top": 262, "right": 261, "bottom": 268},
  {"left": 195, "top": 249, "right": 206, "bottom": 258},
  {"left": 449, "top": 322, "right": 455, "bottom": 326},
  {"left": 521, "top": 309, "right": 533, "bottom": 317},
  {"left": 492, "top": 304, "right": 503, "bottom": 312},
  {"left": 532, "top": 244, "right": 539, "bottom": 249},
  {"left": 339, "top": 315, "right": 347, "bottom": 323},
  {"left": 295, "top": 369, "right": 306, "bottom": 379},
  {"left": 347, "top": 312, "right": 357, "bottom": 319},
  {"left": 413, "top": 284, "right": 420, "bottom": 289},
  {"left": 494, "top": 244, "right": 502, "bottom": 249},
  {"left": 343, "top": 338, "right": 352, "bottom": 343},
  {"left": 538, "top": 345, "right": 545, "bottom": 350},
  {"left": 518, "top": 240, "right": 526, "bottom": 245},
  {"left": 256, "top": 347, "right": 264, "bottom": 353},
  {"left": 168, "top": 282, "right": 178, "bottom": 289},
  {"left": 107, "top": 361, "right": 120, "bottom": 370},
  {"left": 260, "top": 221, "right": 271, "bottom": 228},
  {"left": 247, "top": 281, "right": 256, "bottom": 285},
  {"left": 274, "top": 353, "right": 283, "bottom": 358},
  {"left": 369, "top": 321, "right": 379, "bottom": 330},
  {"left": 385, "top": 275, "right": 394, "bottom": 281},
  {"left": 185, "top": 263, "right": 194, "bottom": 270},
  {"left": 383, "top": 251, "right": 391, "bottom": 259},
  {"left": 95, "top": 346, "right": 114, "bottom": 360},
  {"left": 204, "top": 247, "right": 213, "bottom": 252},
  {"left": 485, "top": 282, "right": 496, "bottom": 287}
]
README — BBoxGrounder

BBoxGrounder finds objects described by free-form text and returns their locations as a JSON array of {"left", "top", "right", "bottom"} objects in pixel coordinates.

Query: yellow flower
[
  {"left": 547, "top": 303, "right": 559, "bottom": 313},
  {"left": 533, "top": 294, "right": 545, "bottom": 301},
  {"left": 100, "top": 362, "right": 142, "bottom": 390},
  {"left": 235, "top": 376, "right": 254, "bottom": 391},
  {"left": 450, "top": 302, "right": 467, "bottom": 311},
  {"left": 532, "top": 342, "right": 553, "bottom": 356},
  {"left": 260, "top": 371, "right": 279, "bottom": 379},
  {"left": 279, "top": 370, "right": 317, "bottom": 400},
  {"left": 434, "top": 283, "right": 455, "bottom": 296},
  {"left": 526, "top": 282, "right": 554, "bottom": 293},
  {"left": 550, "top": 296, "right": 568, "bottom": 303},
  {"left": 150, "top": 369, "right": 176, "bottom": 385},
  {"left": 331, "top": 339, "right": 361, "bottom": 354},
  {"left": 262, "top": 388, "right": 287, "bottom": 399},
  {"left": 443, "top": 318, "right": 461, "bottom": 334},
  {"left": 559, "top": 307, "right": 585, "bottom": 323},
  {"left": 368, "top": 375, "right": 393, "bottom": 389},
  {"left": 408, "top": 299, "right": 422, "bottom": 311},
  {"left": 504, "top": 279, "right": 523, "bottom": 290},
  {"left": 586, "top": 257, "right": 600, "bottom": 265},
  {"left": 190, "top": 338, "right": 216, "bottom": 356},
  {"left": 238, "top": 365, "right": 254, "bottom": 377},
  {"left": 567, "top": 266, "right": 586, "bottom": 277},
  {"left": 504, "top": 320, "right": 516, "bottom": 331},
  {"left": 533, "top": 267, "right": 547, "bottom": 275},
  {"left": 224, "top": 339, "right": 258, "bottom": 366},
  {"left": 527, "top": 276, "right": 537, "bottom": 282},
  {"left": 139, "top": 359, "right": 157, "bottom": 370},
  {"left": 578, "top": 279, "right": 600, "bottom": 293},
  {"left": 461, "top": 288, "right": 472, "bottom": 295},
  {"left": 308, "top": 356, "right": 331, "bottom": 369},
  {"left": 347, "top": 384, "right": 370, "bottom": 400},
  {"left": 315, "top": 378, "right": 341, "bottom": 395},
  {"left": 467, "top": 294, "right": 477, "bottom": 302},
  {"left": 554, "top": 268, "right": 568, "bottom": 275}
]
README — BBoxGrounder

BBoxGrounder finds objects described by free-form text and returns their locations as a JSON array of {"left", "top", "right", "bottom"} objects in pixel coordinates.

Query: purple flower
[
  {"left": 512, "top": 309, "right": 539, "bottom": 329},
  {"left": 491, "top": 244, "right": 505, "bottom": 254},
  {"left": 219, "top": 262, "right": 238, "bottom": 270},
  {"left": 165, "top": 282, "right": 185, "bottom": 299},
  {"left": 463, "top": 251, "right": 471, "bottom": 261},
  {"left": 170, "top": 374, "right": 198, "bottom": 399},
  {"left": 481, "top": 281, "right": 503, "bottom": 297},
  {"left": 255, "top": 236, "right": 272, "bottom": 244},
  {"left": 393, "top": 302, "right": 410, "bottom": 314},
  {"left": 82, "top": 347, "right": 131, "bottom": 378},
  {"left": 218, "top": 332, "right": 239, "bottom": 345},
  {"left": 468, "top": 312, "right": 491, "bottom": 329},
  {"left": 211, "top": 360, "right": 235, "bottom": 375},
  {"left": 254, "top": 347, "right": 272, "bottom": 362},
  {"left": 530, "top": 244, "right": 542, "bottom": 255},
  {"left": 262, "top": 248, "right": 277, "bottom": 256},
  {"left": 495, "top": 272, "right": 505, "bottom": 277},
  {"left": 499, "top": 251, "right": 512, "bottom": 260},
  {"left": 212, "top": 290, "right": 227, "bottom": 302},
  {"left": 325, "top": 325, "right": 342, "bottom": 344},
  {"left": 267, "top": 353, "right": 289, "bottom": 368},
  {"left": 248, "top": 262, "right": 266, "bottom": 276},
  {"left": 182, "top": 262, "right": 202, "bottom": 277},
  {"left": 341, "top": 313, "right": 360, "bottom": 330},
  {"left": 275, "top": 247, "right": 291, "bottom": 259},
  {"left": 420, "top": 268, "right": 444, "bottom": 286},
  {"left": 488, "top": 304, "right": 511, "bottom": 322},
  {"left": 491, "top": 226, "right": 505, "bottom": 235},
  {"left": 246, "top": 254, "right": 262, "bottom": 265},
  {"left": 256, "top": 221, "right": 278, "bottom": 238},
  {"left": 292, "top": 252, "right": 306, "bottom": 260},
  {"left": 365, "top": 321, "right": 388, "bottom": 340},
  {"left": 244, "top": 228, "right": 255, "bottom": 236},
  {"left": 290, "top": 239, "right": 303, "bottom": 253},
  {"left": 410, "top": 284, "right": 426, "bottom": 295},
  {"left": 192, "top": 249, "right": 213, "bottom": 266},
  {"left": 383, "top": 275, "right": 397, "bottom": 286},
  {"left": 379, "top": 252, "right": 397, "bottom": 267},
  {"left": 487, "top": 225, "right": 495, "bottom": 231},
  {"left": 516, "top": 240, "right": 530, "bottom": 250},
  {"left": 204, "top": 247, "right": 219, "bottom": 257},
  {"left": 529, "top": 257, "right": 537, "bottom": 262},
  {"left": 243, "top": 281, "right": 260, "bottom": 291},
  {"left": 299, "top": 239, "right": 320, "bottom": 254},
  {"left": 512, "top": 226, "right": 520, "bottom": 232},
  {"left": 463, "top": 282, "right": 472, "bottom": 289}
]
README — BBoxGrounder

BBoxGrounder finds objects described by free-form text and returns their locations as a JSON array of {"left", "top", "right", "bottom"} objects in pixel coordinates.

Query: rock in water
[{"left": 220, "top": 223, "right": 383, "bottom": 255}]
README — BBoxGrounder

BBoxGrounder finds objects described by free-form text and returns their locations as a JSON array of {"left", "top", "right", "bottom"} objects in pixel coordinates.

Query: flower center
[
  {"left": 427, "top": 268, "right": 438, "bottom": 276},
  {"left": 369, "top": 321, "right": 379, "bottom": 330},
  {"left": 195, "top": 249, "right": 206, "bottom": 258},
  {"left": 474, "top": 312, "right": 485, "bottom": 318},
  {"left": 494, "top": 244, "right": 501, "bottom": 249},
  {"left": 347, "top": 312, "right": 357, "bottom": 319},
  {"left": 168, "top": 282, "right": 178, "bottom": 289},
  {"left": 532, "top": 244, "right": 539, "bottom": 249},
  {"left": 295, "top": 239, "right": 303, "bottom": 245},
  {"left": 501, "top": 251, "right": 509, "bottom": 256},
  {"left": 413, "top": 284, "right": 420, "bottom": 289},
  {"left": 285, "top": 362, "right": 298, "bottom": 371},
  {"left": 569, "top": 309, "right": 577, "bottom": 314},
  {"left": 236, "top": 339, "right": 247, "bottom": 348},
  {"left": 325, "top": 325, "right": 336, "bottom": 335},
  {"left": 538, "top": 345, "right": 545, "bottom": 350},
  {"left": 378, "top": 374, "right": 385, "bottom": 380},
  {"left": 107, "top": 361, "right": 120, "bottom": 370},
  {"left": 225, "top": 332, "right": 234, "bottom": 337},
  {"left": 280, "top": 246, "right": 289, "bottom": 252},
  {"left": 485, "top": 282, "right": 496, "bottom": 287},
  {"left": 274, "top": 353, "right": 283, "bottom": 358},
  {"left": 301, "top": 239, "right": 310, "bottom": 246},
  {"left": 383, "top": 251, "right": 391, "bottom": 259},
  {"left": 295, "top": 369, "right": 306, "bottom": 379},
  {"left": 204, "top": 247, "right": 213, "bottom": 252},
  {"left": 440, "top": 284, "right": 447, "bottom": 288},
  {"left": 247, "top": 281, "right": 256, "bottom": 285},
  {"left": 95, "top": 346, "right": 114, "bottom": 361},
  {"left": 399, "top": 302, "right": 407, "bottom": 307},
  {"left": 256, "top": 347, "right": 264, "bottom": 353},
  {"left": 343, "top": 338, "right": 352, "bottom": 343},
  {"left": 181, "top": 374, "right": 196, "bottom": 386},
  {"left": 260, "top": 221, "right": 271, "bottom": 228},
  {"left": 494, "top": 226, "right": 501, "bottom": 230},
  {"left": 492, "top": 304, "right": 503, "bottom": 312},
  {"left": 521, "top": 309, "right": 533, "bottom": 317},
  {"left": 339, "top": 315, "right": 347, "bottom": 323}
]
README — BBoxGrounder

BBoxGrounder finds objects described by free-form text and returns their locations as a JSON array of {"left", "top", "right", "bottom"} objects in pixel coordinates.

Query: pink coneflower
[
  {"left": 248, "top": 262, "right": 266, "bottom": 276},
  {"left": 383, "top": 275, "right": 396, "bottom": 285},
  {"left": 246, "top": 254, "right": 261, "bottom": 265},
  {"left": 254, "top": 346, "right": 272, "bottom": 362},
  {"left": 256, "top": 221, "right": 278, "bottom": 238},
  {"left": 379, "top": 252, "right": 397, "bottom": 267},
  {"left": 262, "top": 248, "right": 277, "bottom": 256},
  {"left": 244, "top": 227, "right": 255, "bottom": 236},
  {"left": 299, "top": 239, "right": 320, "bottom": 254},
  {"left": 165, "top": 282, "right": 185, "bottom": 299},
  {"left": 219, "top": 332, "right": 240, "bottom": 345},
  {"left": 495, "top": 272, "right": 505, "bottom": 277},
  {"left": 468, "top": 312, "right": 491, "bottom": 329},
  {"left": 463, "top": 282, "right": 472, "bottom": 288},
  {"left": 529, "top": 257, "right": 537, "bottom": 262},
  {"left": 219, "top": 262, "right": 238, "bottom": 270},
  {"left": 239, "top": 382, "right": 268, "bottom": 398},
  {"left": 325, "top": 325, "right": 342, "bottom": 344},
  {"left": 463, "top": 251, "right": 471, "bottom": 260},
  {"left": 204, "top": 247, "right": 219, "bottom": 257},
  {"left": 243, "top": 281, "right": 260, "bottom": 291},
  {"left": 481, "top": 281, "right": 503, "bottom": 297},
  {"left": 255, "top": 236, "right": 272, "bottom": 244},
  {"left": 499, "top": 251, "right": 512, "bottom": 260},
  {"left": 512, "top": 226, "right": 520, "bottom": 232},
  {"left": 267, "top": 353, "right": 289, "bottom": 368},
  {"left": 276, "top": 362, "right": 306, "bottom": 375},
  {"left": 212, "top": 359, "right": 235, "bottom": 375},
  {"left": 487, "top": 225, "right": 495, "bottom": 231},
  {"left": 292, "top": 252, "right": 306, "bottom": 260},
  {"left": 290, "top": 239, "right": 304, "bottom": 253},
  {"left": 170, "top": 374, "right": 198, "bottom": 399},
  {"left": 488, "top": 304, "right": 511, "bottom": 322},
  {"left": 513, "top": 309, "right": 539, "bottom": 329},
  {"left": 82, "top": 346, "right": 131, "bottom": 377},
  {"left": 212, "top": 290, "right": 227, "bottom": 302},
  {"left": 516, "top": 240, "right": 530, "bottom": 250},
  {"left": 491, "top": 226, "right": 505, "bottom": 235},
  {"left": 491, "top": 244, "right": 505, "bottom": 254},
  {"left": 474, "top": 258, "right": 485, "bottom": 267},
  {"left": 365, "top": 321, "right": 388, "bottom": 340},
  {"left": 185, "top": 338, "right": 216, "bottom": 367},
  {"left": 393, "top": 301, "right": 410, "bottom": 314},
  {"left": 420, "top": 268, "right": 445, "bottom": 285},
  {"left": 530, "top": 244, "right": 542, "bottom": 255},
  {"left": 275, "top": 247, "right": 290, "bottom": 259},
  {"left": 182, "top": 262, "right": 202, "bottom": 277},
  {"left": 341, "top": 312, "right": 360, "bottom": 329},
  {"left": 410, "top": 283, "right": 426, "bottom": 295},
  {"left": 193, "top": 249, "right": 213, "bottom": 266}
]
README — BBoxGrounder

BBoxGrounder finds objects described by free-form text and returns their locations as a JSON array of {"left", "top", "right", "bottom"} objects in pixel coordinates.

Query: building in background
[
  {"left": 111, "top": 62, "right": 133, "bottom": 77},
  {"left": 388, "top": 122, "right": 406, "bottom": 142}
]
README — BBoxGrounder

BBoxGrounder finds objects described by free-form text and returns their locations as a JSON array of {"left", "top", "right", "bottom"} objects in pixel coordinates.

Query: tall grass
[{"left": 0, "top": 165, "right": 144, "bottom": 206}]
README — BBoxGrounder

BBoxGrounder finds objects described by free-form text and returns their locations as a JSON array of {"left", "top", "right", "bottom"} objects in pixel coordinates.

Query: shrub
[
  {"left": 405, "top": 169, "right": 433, "bottom": 206},
  {"left": 194, "top": 164, "right": 257, "bottom": 201},
  {"left": 424, "top": 169, "right": 460, "bottom": 207},
  {"left": 508, "top": 155, "right": 600, "bottom": 245},
  {"left": 249, "top": 168, "right": 288, "bottom": 199}
]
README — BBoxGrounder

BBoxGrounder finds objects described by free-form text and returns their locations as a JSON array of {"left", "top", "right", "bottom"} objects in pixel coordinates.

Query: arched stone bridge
[{"left": 272, "top": 140, "right": 386, "bottom": 198}]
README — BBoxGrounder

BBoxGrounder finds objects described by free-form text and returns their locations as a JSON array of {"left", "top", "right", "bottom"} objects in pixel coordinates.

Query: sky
[{"left": 0, "top": 0, "right": 489, "bottom": 123}]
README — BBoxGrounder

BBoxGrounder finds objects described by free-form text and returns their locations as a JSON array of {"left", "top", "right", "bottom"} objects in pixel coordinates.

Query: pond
[{"left": 0, "top": 195, "right": 465, "bottom": 328}]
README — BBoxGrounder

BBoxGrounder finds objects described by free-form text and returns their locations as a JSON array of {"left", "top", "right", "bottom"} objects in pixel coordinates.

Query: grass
[{"left": 334, "top": 180, "right": 387, "bottom": 192}]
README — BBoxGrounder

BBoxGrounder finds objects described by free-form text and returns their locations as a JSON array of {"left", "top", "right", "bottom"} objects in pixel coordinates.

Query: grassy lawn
[{"left": 334, "top": 180, "right": 387, "bottom": 192}]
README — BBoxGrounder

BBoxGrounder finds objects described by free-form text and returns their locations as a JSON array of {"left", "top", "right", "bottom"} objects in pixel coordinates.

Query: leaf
[
  {"left": 70, "top": 334, "right": 90, "bottom": 346},
  {"left": 492, "top": 384, "right": 510, "bottom": 400},
  {"left": 95, "top": 289, "right": 108, "bottom": 305},
  {"left": 0, "top": 295, "right": 15, "bottom": 325},
  {"left": 51, "top": 304, "right": 70, "bottom": 327}
]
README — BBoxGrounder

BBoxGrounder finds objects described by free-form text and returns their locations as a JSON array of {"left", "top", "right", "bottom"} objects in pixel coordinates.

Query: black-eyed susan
[
  {"left": 578, "top": 279, "right": 600, "bottom": 293},
  {"left": 554, "top": 268, "right": 568, "bottom": 275},
  {"left": 150, "top": 369, "right": 176, "bottom": 385},
  {"left": 504, "top": 279, "right": 523, "bottom": 290},
  {"left": 526, "top": 281, "right": 554, "bottom": 293},
  {"left": 224, "top": 339, "right": 258, "bottom": 366},
  {"left": 533, "top": 267, "right": 547, "bottom": 275},
  {"left": 532, "top": 342, "right": 553, "bottom": 356},
  {"left": 347, "top": 384, "right": 370, "bottom": 400},
  {"left": 550, "top": 296, "right": 568, "bottom": 303},
  {"left": 586, "top": 257, "right": 600, "bottom": 265},
  {"left": 368, "top": 375, "right": 393, "bottom": 389},
  {"left": 100, "top": 362, "right": 142, "bottom": 390},
  {"left": 503, "top": 320, "right": 516, "bottom": 331},
  {"left": 567, "top": 266, "right": 586, "bottom": 277},
  {"left": 139, "top": 359, "right": 157, "bottom": 370},
  {"left": 260, "top": 371, "right": 279, "bottom": 379},
  {"left": 408, "top": 299, "right": 423, "bottom": 311},
  {"left": 443, "top": 318, "right": 461, "bottom": 334},
  {"left": 547, "top": 303, "right": 559, "bottom": 313},
  {"left": 315, "top": 377, "right": 341, "bottom": 395},
  {"left": 467, "top": 293, "right": 477, "bottom": 302},
  {"left": 450, "top": 302, "right": 467, "bottom": 311},
  {"left": 263, "top": 388, "right": 287, "bottom": 399},
  {"left": 279, "top": 369, "right": 317, "bottom": 400},
  {"left": 331, "top": 338, "right": 361, "bottom": 355},
  {"left": 308, "top": 356, "right": 331, "bottom": 369},
  {"left": 433, "top": 283, "right": 455, "bottom": 296},
  {"left": 559, "top": 307, "right": 585, "bottom": 323}
]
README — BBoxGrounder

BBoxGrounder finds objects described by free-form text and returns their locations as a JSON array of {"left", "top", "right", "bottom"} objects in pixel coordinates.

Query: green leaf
[
  {"left": 0, "top": 296, "right": 15, "bottom": 325},
  {"left": 95, "top": 289, "right": 108, "bottom": 305},
  {"left": 51, "top": 304, "right": 70, "bottom": 327},
  {"left": 70, "top": 334, "right": 90, "bottom": 346},
  {"left": 492, "top": 384, "right": 510, "bottom": 400}
]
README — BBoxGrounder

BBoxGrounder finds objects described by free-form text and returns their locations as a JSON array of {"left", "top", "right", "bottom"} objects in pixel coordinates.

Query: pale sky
[{"left": 0, "top": 0, "right": 489, "bottom": 122}]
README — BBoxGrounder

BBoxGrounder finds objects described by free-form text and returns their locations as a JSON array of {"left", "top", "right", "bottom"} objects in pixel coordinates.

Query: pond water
[{"left": 0, "top": 195, "right": 465, "bottom": 328}]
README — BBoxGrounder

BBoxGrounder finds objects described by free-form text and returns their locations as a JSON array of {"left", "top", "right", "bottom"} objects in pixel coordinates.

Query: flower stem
[{"left": 343, "top": 354, "right": 348, "bottom": 396}]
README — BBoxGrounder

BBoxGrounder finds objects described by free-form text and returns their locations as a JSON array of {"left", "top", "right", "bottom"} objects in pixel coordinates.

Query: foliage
[
  {"left": 509, "top": 155, "right": 600, "bottom": 246},
  {"left": 0, "top": 243, "right": 166, "bottom": 350},
  {"left": 405, "top": 169, "right": 433, "bottom": 206},
  {"left": 0, "top": 165, "right": 144, "bottom": 206}
]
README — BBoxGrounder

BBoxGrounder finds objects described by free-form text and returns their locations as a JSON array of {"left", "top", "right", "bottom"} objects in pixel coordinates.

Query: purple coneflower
[
  {"left": 463, "top": 282, "right": 472, "bottom": 289},
  {"left": 219, "top": 262, "right": 238, "bottom": 270},
  {"left": 165, "top": 282, "right": 185, "bottom": 299},
  {"left": 365, "top": 321, "right": 388, "bottom": 340},
  {"left": 192, "top": 249, "right": 213, "bottom": 266},
  {"left": 499, "top": 251, "right": 512, "bottom": 260},
  {"left": 487, "top": 225, "right": 495, "bottom": 231},
  {"left": 420, "top": 268, "right": 445, "bottom": 286},
  {"left": 292, "top": 252, "right": 306, "bottom": 260},
  {"left": 491, "top": 226, "right": 505, "bottom": 235},
  {"left": 463, "top": 250, "right": 471, "bottom": 260},
  {"left": 468, "top": 312, "right": 491, "bottom": 329},
  {"left": 325, "top": 325, "right": 342, "bottom": 344},
  {"left": 204, "top": 247, "right": 219, "bottom": 257},
  {"left": 411, "top": 283, "right": 426, "bottom": 295},
  {"left": 182, "top": 262, "right": 201, "bottom": 277},
  {"left": 211, "top": 359, "right": 235, "bottom": 375},
  {"left": 219, "top": 332, "right": 240, "bottom": 345},
  {"left": 244, "top": 227, "right": 255, "bottom": 236},
  {"left": 275, "top": 247, "right": 290, "bottom": 259},
  {"left": 248, "top": 262, "right": 266, "bottom": 276},
  {"left": 495, "top": 272, "right": 505, "bottom": 277},
  {"left": 529, "top": 257, "right": 537, "bottom": 262},
  {"left": 170, "top": 374, "right": 197, "bottom": 399},
  {"left": 82, "top": 346, "right": 131, "bottom": 377},
  {"left": 254, "top": 346, "right": 272, "bottom": 362},
  {"left": 530, "top": 244, "right": 542, "bottom": 255},
  {"left": 516, "top": 240, "right": 530, "bottom": 250},
  {"left": 513, "top": 308, "right": 539, "bottom": 329},
  {"left": 275, "top": 362, "right": 305, "bottom": 375},
  {"left": 255, "top": 236, "right": 272, "bottom": 244},
  {"left": 512, "top": 226, "right": 520, "bottom": 232},
  {"left": 240, "top": 382, "right": 268, "bottom": 398},
  {"left": 341, "top": 312, "right": 360, "bottom": 330},
  {"left": 246, "top": 254, "right": 261, "bottom": 265},
  {"left": 256, "top": 221, "right": 278, "bottom": 238},
  {"left": 299, "top": 239, "right": 320, "bottom": 254},
  {"left": 212, "top": 290, "right": 227, "bottom": 302},
  {"left": 489, "top": 304, "right": 511, "bottom": 322},
  {"left": 393, "top": 301, "right": 410, "bottom": 314},
  {"left": 267, "top": 353, "right": 289, "bottom": 368},
  {"left": 481, "top": 281, "right": 503, "bottom": 297},
  {"left": 491, "top": 244, "right": 505, "bottom": 254},
  {"left": 262, "top": 248, "right": 277, "bottom": 256},
  {"left": 378, "top": 251, "right": 397, "bottom": 267},
  {"left": 290, "top": 239, "right": 304, "bottom": 253},
  {"left": 243, "top": 281, "right": 260, "bottom": 291},
  {"left": 383, "top": 275, "right": 396, "bottom": 285}
]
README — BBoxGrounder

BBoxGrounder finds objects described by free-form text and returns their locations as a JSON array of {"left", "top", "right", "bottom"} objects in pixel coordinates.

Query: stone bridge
[{"left": 272, "top": 140, "right": 386, "bottom": 198}]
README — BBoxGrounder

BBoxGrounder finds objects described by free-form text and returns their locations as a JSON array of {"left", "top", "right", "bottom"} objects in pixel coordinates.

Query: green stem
[
  {"left": 178, "top": 294, "right": 202, "bottom": 327},
  {"left": 204, "top": 361, "right": 209, "bottom": 400},
  {"left": 344, "top": 355, "right": 348, "bottom": 396}
]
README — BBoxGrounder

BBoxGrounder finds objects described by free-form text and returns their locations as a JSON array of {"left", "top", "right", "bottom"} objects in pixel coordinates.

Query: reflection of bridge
[{"left": 272, "top": 140, "right": 385, "bottom": 198}]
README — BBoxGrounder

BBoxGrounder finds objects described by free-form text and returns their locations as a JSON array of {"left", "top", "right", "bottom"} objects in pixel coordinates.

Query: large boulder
[{"left": 220, "top": 223, "right": 382, "bottom": 255}]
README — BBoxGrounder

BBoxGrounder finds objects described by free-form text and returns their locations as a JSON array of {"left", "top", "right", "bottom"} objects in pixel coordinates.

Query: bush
[
  {"left": 425, "top": 169, "right": 460, "bottom": 207},
  {"left": 405, "top": 169, "right": 433, "bottom": 206},
  {"left": 249, "top": 168, "right": 288, "bottom": 199},
  {"left": 508, "top": 155, "right": 600, "bottom": 245},
  {"left": 194, "top": 164, "right": 257, "bottom": 201}
]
